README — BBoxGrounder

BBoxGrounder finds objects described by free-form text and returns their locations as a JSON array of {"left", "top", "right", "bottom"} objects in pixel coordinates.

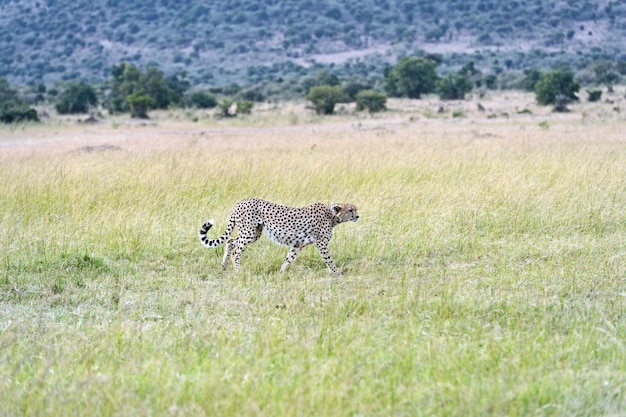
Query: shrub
[
  {"left": 217, "top": 98, "right": 237, "bottom": 118},
  {"left": 306, "top": 85, "right": 345, "bottom": 115},
  {"left": 521, "top": 69, "right": 542, "bottom": 92},
  {"left": 452, "top": 109, "right": 465, "bottom": 118},
  {"left": 301, "top": 69, "right": 341, "bottom": 94},
  {"left": 55, "top": 81, "right": 98, "bottom": 114},
  {"left": 437, "top": 73, "right": 473, "bottom": 100},
  {"left": 586, "top": 89, "right": 602, "bottom": 102},
  {"left": 484, "top": 74, "right": 498, "bottom": 90},
  {"left": 343, "top": 82, "right": 371, "bottom": 102},
  {"left": 236, "top": 100, "right": 254, "bottom": 115},
  {"left": 0, "top": 105, "right": 39, "bottom": 123},
  {"left": 535, "top": 70, "right": 579, "bottom": 106},
  {"left": 355, "top": 90, "right": 387, "bottom": 113},
  {"left": 186, "top": 91, "right": 217, "bottom": 109},
  {"left": 553, "top": 94, "right": 572, "bottom": 112},
  {"left": 238, "top": 88, "right": 265, "bottom": 102},
  {"left": 589, "top": 60, "right": 619, "bottom": 92},
  {"left": 0, "top": 77, "right": 39, "bottom": 123},
  {"left": 0, "top": 77, "right": 21, "bottom": 106},
  {"left": 126, "top": 91, "right": 154, "bottom": 118},
  {"left": 216, "top": 98, "right": 253, "bottom": 117}
]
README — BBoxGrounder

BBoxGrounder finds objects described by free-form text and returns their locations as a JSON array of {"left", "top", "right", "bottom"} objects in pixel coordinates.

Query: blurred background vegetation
[{"left": 0, "top": 0, "right": 625, "bottom": 118}]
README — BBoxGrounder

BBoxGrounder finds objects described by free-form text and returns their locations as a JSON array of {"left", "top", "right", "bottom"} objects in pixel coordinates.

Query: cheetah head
[{"left": 331, "top": 203, "right": 359, "bottom": 223}]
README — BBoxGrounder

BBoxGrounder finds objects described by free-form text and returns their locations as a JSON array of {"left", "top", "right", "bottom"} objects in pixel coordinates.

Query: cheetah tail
[{"left": 198, "top": 218, "right": 234, "bottom": 248}]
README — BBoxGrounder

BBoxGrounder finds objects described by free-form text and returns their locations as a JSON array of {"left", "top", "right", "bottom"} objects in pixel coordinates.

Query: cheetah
[{"left": 199, "top": 198, "right": 359, "bottom": 276}]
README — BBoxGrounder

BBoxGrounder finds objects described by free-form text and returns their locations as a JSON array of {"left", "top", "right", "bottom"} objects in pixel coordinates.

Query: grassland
[{"left": 1, "top": 92, "right": 626, "bottom": 416}]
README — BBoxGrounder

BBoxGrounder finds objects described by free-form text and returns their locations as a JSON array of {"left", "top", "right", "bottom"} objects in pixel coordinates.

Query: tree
[
  {"left": 484, "top": 74, "right": 498, "bottom": 90},
  {"left": 534, "top": 70, "right": 579, "bottom": 106},
  {"left": 0, "top": 77, "right": 22, "bottom": 108},
  {"left": 55, "top": 81, "right": 98, "bottom": 114},
  {"left": 589, "top": 60, "right": 619, "bottom": 92},
  {"left": 107, "top": 63, "right": 141, "bottom": 113},
  {"left": 437, "top": 73, "right": 473, "bottom": 100},
  {"left": 355, "top": 90, "right": 387, "bottom": 113},
  {"left": 141, "top": 66, "right": 175, "bottom": 109},
  {"left": 106, "top": 63, "right": 189, "bottom": 115},
  {"left": 521, "top": 69, "right": 542, "bottom": 92},
  {"left": 385, "top": 57, "right": 438, "bottom": 99},
  {"left": 301, "top": 69, "right": 340, "bottom": 94},
  {"left": 306, "top": 85, "right": 345, "bottom": 115}
]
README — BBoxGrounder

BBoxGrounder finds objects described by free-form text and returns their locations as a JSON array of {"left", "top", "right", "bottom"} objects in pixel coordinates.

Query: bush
[
  {"left": 521, "top": 69, "right": 542, "bottom": 92},
  {"left": 301, "top": 69, "right": 341, "bottom": 94},
  {"left": 589, "top": 60, "right": 619, "bottom": 92},
  {"left": 238, "top": 88, "right": 265, "bottom": 103},
  {"left": 216, "top": 98, "right": 253, "bottom": 117},
  {"left": 217, "top": 98, "right": 237, "bottom": 118},
  {"left": 484, "top": 74, "right": 498, "bottom": 90},
  {"left": 55, "top": 81, "right": 98, "bottom": 114},
  {"left": 236, "top": 100, "right": 254, "bottom": 115},
  {"left": 586, "top": 89, "right": 602, "bottom": 102},
  {"left": 0, "top": 77, "right": 22, "bottom": 107},
  {"left": 553, "top": 94, "right": 572, "bottom": 112},
  {"left": 186, "top": 91, "right": 217, "bottom": 109},
  {"left": 343, "top": 82, "right": 371, "bottom": 101},
  {"left": 306, "top": 85, "right": 345, "bottom": 115},
  {"left": 535, "top": 70, "right": 579, "bottom": 106},
  {"left": 355, "top": 90, "right": 387, "bottom": 113},
  {"left": 0, "top": 105, "right": 39, "bottom": 123},
  {"left": 126, "top": 91, "right": 155, "bottom": 118},
  {"left": 0, "top": 77, "right": 39, "bottom": 124},
  {"left": 437, "top": 73, "right": 473, "bottom": 100}
]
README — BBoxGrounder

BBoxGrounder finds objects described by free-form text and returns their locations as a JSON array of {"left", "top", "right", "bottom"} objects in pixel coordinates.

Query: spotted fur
[{"left": 199, "top": 198, "right": 359, "bottom": 276}]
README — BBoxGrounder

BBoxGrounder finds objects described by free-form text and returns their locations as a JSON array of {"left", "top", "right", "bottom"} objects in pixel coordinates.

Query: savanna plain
[{"left": 1, "top": 93, "right": 626, "bottom": 416}]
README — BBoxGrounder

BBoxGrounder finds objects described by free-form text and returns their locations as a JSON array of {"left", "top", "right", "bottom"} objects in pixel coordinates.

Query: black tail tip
[{"left": 200, "top": 219, "right": 214, "bottom": 233}]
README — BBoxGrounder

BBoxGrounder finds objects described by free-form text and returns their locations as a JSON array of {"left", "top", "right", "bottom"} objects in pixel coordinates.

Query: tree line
[
  {"left": 2, "top": 0, "right": 624, "bottom": 88},
  {"left": 1, "top": 57, "right": 621, "bottom": 123}
]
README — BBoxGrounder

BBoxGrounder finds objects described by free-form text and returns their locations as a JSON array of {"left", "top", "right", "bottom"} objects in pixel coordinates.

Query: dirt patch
[{"left": 75, "top": 144, "right": 122, "bottom": 153}]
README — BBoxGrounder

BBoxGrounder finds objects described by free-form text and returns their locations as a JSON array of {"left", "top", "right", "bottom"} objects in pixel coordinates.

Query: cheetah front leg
[{"left": 315, "top": 241, "right": 340, "bottom": 276}]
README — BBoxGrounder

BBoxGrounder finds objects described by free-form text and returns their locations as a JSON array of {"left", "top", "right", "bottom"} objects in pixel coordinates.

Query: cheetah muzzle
[{"left": 199, "top": 198, "right": 359, "bottom": 276}]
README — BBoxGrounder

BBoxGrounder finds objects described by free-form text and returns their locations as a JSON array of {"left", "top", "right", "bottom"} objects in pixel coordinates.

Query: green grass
[{"left": 1, "top": 113, "right": 625, "bottom": 416}]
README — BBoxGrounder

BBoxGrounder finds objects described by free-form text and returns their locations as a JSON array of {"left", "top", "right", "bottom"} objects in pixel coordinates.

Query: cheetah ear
[{"left": 332, "top": 204, "right": 342, "bottom": 214}]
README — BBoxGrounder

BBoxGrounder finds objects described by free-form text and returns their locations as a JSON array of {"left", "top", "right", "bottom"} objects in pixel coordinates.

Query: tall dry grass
[{"left": 1, "top": 100, "right": 626, "bottom": 415}]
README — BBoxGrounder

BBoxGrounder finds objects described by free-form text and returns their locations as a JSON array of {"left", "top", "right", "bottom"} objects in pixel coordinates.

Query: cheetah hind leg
[
  {"left": 230, "top": 224, "right": 263, "bottom": 272},
  {"left": 280, "top": 245, "right": 304, "bottom": 273},
  {"left": 221, "top": 238, "right": 237, "bottom": 269}
]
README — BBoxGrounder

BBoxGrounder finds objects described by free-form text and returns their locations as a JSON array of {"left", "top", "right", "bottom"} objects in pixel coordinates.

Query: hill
[{"left": 0, "top": 0, "right": 625, "bottom": 88}]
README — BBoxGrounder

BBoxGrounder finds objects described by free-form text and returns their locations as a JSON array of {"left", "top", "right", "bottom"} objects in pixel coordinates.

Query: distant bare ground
[{"left": 1, "top": 90, "right": 624, "bottom": 159}]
